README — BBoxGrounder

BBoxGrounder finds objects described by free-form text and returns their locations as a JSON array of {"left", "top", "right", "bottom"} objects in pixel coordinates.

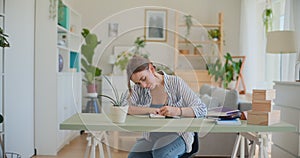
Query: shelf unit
[
  {"left": 174, "top": 12, "right": 224, "bottom": 91},
  {"left": 0, "top": 0, "right": 5, "bottom": 156},
  {"left": 35, "top": 0, "right": 82, "bottom": 155},
  {"left": 272, "top": 82, "right": 300, "bottom": 158}
]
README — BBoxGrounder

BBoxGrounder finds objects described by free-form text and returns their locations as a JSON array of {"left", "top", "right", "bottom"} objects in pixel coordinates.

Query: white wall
[
  {"left": 68, "top": 0, "right": 241, "bottom": 75},
  {"left": 5, "top": 0, "right": 35, "bottom": 157}
]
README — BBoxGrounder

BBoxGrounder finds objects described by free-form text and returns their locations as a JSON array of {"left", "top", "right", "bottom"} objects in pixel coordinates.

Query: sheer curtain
[
  {"left": 266, "top": 0, "right": 297, "bottom": 81},
  {"left": 282, "top": 0, "right": 297, "bottom": 81},
  {"left": 240, "top": 0, "right": 297, "bottom": 93},
  {"left": 240, "top": 0, "right": 267, "bottom": 93}
]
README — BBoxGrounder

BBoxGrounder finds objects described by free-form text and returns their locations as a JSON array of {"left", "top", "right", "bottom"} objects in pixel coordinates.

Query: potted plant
[
  {"left": 184, "top": 14, "right": 193, "bottom": 39},
  {"left": 207, "top": 52, "right": 242, "bottom": 89},
  {"left": 114, "top": 36, "right": 148, "bottom": 72},
  {"left": 208, "top": 29, "right": 220, "bottom": 41},
  {"left": 81, "top": 28, "right": 102, "bottom": 95},
  {"left": 262, "top": 8, "right": 273, "bottom": 33},
  {"left": 99, "top": 76, "right": 129, "bottom": 123},
  {"left": 0, "top": 27, "right": 10, "bottom": 48}
]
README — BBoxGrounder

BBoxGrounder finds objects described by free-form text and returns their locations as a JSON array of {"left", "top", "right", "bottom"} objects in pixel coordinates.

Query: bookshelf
[
  {"left": 174, "top": 12, "right": 224, "bottom": 91},
  {"left": 34, "top": 0, "right": 82, "bottom": 155}
]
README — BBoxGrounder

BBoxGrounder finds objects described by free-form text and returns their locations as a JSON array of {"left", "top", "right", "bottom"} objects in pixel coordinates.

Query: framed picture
[
  {"left": 144, "top": 9, "right": 167, "bottom": 42},
  {"left": 108, "top": 23, "right": 118, "bottom": 37}
]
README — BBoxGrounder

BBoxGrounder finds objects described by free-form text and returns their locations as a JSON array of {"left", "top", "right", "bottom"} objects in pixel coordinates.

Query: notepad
[
  {"left": 149, "top": 114, "right": 181, "bottom": 119},
  {"left": 149, "top": 114, "right": 165, "bottom": 119},
  {"left": 216, "top": 118, "right": 242, "bottom": 125}
]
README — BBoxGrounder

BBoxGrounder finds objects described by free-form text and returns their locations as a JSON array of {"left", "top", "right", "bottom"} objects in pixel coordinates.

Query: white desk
[{"left": 60, "top": 113, "right": 296, "bottom": 158}]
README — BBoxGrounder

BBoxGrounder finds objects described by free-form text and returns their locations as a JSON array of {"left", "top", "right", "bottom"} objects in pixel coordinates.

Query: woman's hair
[{"left": 126, "top": 55, "right": 152, "bottom": 94}]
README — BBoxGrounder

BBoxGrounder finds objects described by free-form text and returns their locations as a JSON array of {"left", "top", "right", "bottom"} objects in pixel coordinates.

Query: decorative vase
[
  {"left": 213, "top": 37, "right": 218, "bottom": 41},
  {"left": 110, "top": 105, "right": 129, "bottom": 123},
  {"left": 87, "top": 84, "right": 98, "bottom": 97},
  {"left": 58, "top": 54, "right": 64, "bottom": 72}
]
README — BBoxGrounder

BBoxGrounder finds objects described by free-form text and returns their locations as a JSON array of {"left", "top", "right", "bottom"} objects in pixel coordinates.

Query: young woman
[{"left": 126, "top": 55, "right": 207, "bottom": 158}]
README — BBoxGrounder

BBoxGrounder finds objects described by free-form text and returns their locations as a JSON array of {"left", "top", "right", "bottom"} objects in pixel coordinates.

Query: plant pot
[
  {"left": 212, "top": 37, "right": 218, "bottom": 41},
  {"left": 87, "top": 84, "right": 97, "bottom": 93},
  {"left": 110, "top": 105, "right": 129, "bottom": 123},
  {"left": 179, "top": 49, "right": 189, "bottom": 55}
]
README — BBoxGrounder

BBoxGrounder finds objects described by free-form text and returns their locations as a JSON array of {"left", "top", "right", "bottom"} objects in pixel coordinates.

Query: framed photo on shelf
[{"left": 144, "top": 9, "right": 167, "bottom": 42}]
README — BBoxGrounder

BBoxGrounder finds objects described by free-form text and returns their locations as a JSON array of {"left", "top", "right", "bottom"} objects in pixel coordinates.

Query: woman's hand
[{"left": 159, "top": 106, "right": 180, "bottom": 116}]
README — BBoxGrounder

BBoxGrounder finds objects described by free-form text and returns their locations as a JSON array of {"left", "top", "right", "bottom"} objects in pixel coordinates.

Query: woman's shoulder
[{"left": 165, "top": 73, "right": 183, "bottom": 83}]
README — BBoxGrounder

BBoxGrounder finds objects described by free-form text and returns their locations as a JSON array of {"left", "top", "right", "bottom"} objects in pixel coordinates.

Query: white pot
[{"left": 110, "top": 105, "right": 129, "bottom": 123}]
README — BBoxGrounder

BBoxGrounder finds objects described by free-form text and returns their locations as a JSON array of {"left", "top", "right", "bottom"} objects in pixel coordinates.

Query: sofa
[{"left": 195, "top": 84, "right": 240, "bottom": 157}]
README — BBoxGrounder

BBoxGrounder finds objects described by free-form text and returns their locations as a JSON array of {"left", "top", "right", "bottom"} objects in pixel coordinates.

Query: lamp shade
[{"left": 266, "top": 31, "right": 296, "bottom": 54}]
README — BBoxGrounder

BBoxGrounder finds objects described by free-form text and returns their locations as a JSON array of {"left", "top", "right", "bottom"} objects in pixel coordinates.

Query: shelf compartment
[
  {"left": 58, "top": 49, "right": 69, "bottom": 73},
  {"left": 178, "top": 24, "right": 221, "bottom": 28},
  {"left": 69, "top": 8, "right": 81, "bottom": 35},
  {"left": 70, "top": 51, "right": 80, "bottom": 72},
  {"left": 69, "top": 33, "right": 81, "bottom": 51},
  {"left": 57, "top": 3, "right": 69, "bottom": 30}
]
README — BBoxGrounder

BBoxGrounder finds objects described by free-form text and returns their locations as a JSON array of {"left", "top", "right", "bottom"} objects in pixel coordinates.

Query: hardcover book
[{"left": 216, "top": 118, "right": 242, "bottom": 125}]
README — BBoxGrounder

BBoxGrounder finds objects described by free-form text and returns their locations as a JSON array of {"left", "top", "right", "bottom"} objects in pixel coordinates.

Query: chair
[{"left": 180, "top": 132, "right": 199, "bottom": 158}]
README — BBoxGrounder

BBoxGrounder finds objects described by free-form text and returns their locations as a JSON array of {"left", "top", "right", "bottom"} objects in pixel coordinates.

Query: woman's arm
[
  {"left": 176, "top": 77, "right": 207, "bottom": 118},
  {"left": 159, "top": 106, "right": 196, "bottom": 117},
  {"left": 128, "top": 106, "right": 159, "bottom": 115}
]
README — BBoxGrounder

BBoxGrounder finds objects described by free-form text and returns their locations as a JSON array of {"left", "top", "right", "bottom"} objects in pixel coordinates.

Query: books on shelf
[{"left": 216, "top": 118, "right": 241, "bottom": 125}]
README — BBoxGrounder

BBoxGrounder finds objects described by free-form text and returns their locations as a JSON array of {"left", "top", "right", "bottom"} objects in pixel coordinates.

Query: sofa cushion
[
  {"left": 199, "top": 84, "right": 239, "bottom": 110},
  {"left": 200, "top": 94, "right": 220, "bottom": 110}
]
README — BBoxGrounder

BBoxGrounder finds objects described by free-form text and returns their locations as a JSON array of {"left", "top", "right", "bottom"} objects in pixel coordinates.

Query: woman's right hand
[{"left": 149, "top": 108, "right": 160, "bottom": 114}]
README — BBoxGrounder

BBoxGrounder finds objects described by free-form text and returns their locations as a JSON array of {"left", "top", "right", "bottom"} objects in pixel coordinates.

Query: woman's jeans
[{"left": 128, "top": 132, "right": 185, "bottom": 158}]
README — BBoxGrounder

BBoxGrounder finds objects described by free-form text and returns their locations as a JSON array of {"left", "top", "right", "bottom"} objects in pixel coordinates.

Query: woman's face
[{"left": 130, "top": 67, "right": 156, "bottom": 89}]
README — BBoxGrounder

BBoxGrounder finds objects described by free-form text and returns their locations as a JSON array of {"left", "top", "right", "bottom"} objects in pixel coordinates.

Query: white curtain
[
  {"left": 240, "top": 0, "right": 268, "bottom": 93},
  {"left": 240, "top": 0, "right": 298, "bottom": 93},
  {"left": 282, "top": 0, "right": 297, "bottom": 81}
]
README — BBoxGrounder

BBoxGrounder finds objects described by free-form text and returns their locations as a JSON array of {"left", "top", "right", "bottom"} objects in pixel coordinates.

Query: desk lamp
[{"left": 266, "top": 30, "right": 296, "bottom": 81}]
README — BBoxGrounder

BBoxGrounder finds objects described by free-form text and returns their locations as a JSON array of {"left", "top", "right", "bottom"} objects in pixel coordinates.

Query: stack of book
[
  {"left": 214, "top": 110, "right": 242, "bottom": 125},
  {"left": 216, "top": 117, "right": 241, "bottom": 125},
  {"left": 247, "top": 89, "right": 280, "bottom": 125}
]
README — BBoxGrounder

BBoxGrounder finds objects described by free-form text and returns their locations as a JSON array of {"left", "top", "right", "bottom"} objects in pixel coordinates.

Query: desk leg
[
  {"left": 258, "top": 133, "right": 269, "bottom": 158},
  {"left": 231, "top": 133, "right": 241, "bottom": 158},
  {"left": 240, "top": 136, "right": 245, "bottom": 158},
  {"left": 85, "top": 131, "right": 112, "bottom": 158},
  {"left": 84, "top": 135, "right": 92, "bottom": 158},
  {"left": 249, "top": 140, "right": 256, "bottom": 158}
]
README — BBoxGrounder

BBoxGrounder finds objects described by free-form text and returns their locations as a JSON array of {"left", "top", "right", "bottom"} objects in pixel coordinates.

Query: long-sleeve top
[{"left": 129, "top": 71, "right": 207, "bottom": 152}]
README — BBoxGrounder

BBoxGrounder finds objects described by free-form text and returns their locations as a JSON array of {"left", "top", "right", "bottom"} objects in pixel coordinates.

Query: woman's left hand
[{"left": 159, "top": 106, "right": 180, "bottom": 116}]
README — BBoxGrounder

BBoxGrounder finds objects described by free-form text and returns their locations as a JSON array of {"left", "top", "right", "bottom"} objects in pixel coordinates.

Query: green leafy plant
[
  {"left": 184, "top": 14, "right": 193, "bottom": 38},
  {"left": 114, "top": 51, "right": 133, "bottom": 71},
  {"left": 99, "top": 76, "right": 128, "bottom": 106},
  {"left": 115, "top": 36, "right": 149, "bottom": 71},
  {"left": 262, "top": 8, "right": 273, "bottom": 33},
  {"left": 0, "top": 27, "right": 10, "bottom": 48},
  {"left": 208, "top": 52, "right": 242, "bottom": 89},
  {"left": 153, "top": 62, "right": 175, "bottom": 75},
  {"left": 81, "top": 28, "right": 102, "bottom": 85},
  {"left": 208, "top": 29, "right": 220, "bottom": 40}
]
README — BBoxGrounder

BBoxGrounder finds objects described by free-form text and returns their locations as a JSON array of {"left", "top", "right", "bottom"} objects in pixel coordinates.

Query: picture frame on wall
[
  {"left": 144, "top": 9, "right": 167, "bottom": 42},
  {"left": 108, "top": 23, "right": 118, "bottom": 37}
]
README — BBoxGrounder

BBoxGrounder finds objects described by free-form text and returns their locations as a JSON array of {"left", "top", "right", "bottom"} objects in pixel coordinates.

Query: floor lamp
[{"left": 266, "top": 30, "right": 296, "bottom": 81}]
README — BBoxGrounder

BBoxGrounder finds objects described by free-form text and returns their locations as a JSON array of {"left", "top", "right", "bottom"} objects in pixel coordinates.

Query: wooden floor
[
  {"left": 32, "top": 133, "right": 265, "bottom": 158},
  {"left": 33, "top": 133, "right": 129, "bottom": 158}
]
